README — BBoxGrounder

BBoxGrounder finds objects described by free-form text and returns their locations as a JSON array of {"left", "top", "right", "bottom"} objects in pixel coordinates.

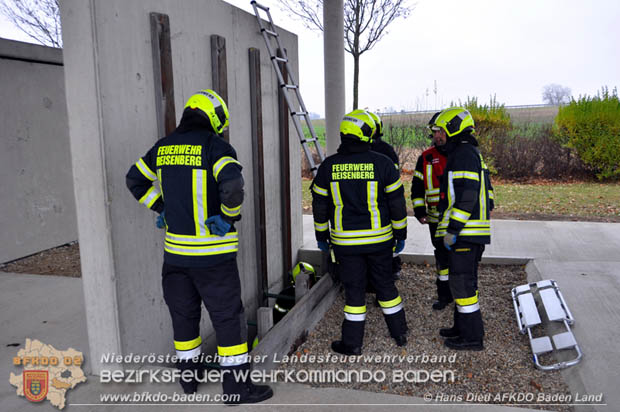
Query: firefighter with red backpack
[{"left": 411, "top": 112, "right": 453, "bottom": 310}]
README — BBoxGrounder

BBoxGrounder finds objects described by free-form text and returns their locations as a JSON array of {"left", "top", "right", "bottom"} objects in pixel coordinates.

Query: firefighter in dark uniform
[
  {"left": 411, "top": 112, "right": 453, "bottom": 310},
  {"left": 126, "top": 90, "right": 273, "bottom": 403},
  {"left": 368, "top": 111, "right": 402, "bottom": 279},
  {"left": 431, "top": 107, "right": 494, "bottom": 351},
  {"left": 311, "top": 110, "right": 409, "bottom": 355}
]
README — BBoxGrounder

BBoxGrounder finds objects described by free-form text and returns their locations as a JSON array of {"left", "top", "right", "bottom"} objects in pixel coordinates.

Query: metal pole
[{"left": 323, "top": 0, "right": 345, "bottom": 156}]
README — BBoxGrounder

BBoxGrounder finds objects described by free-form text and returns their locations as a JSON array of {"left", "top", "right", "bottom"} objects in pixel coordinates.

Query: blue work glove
[
  {"left": 205, "top": 215, "right": 231, "bottom": 237},
  {"left": 443, "top": 233, "right": 457, "bottom": 250},
  {"left": 317, "top": 240, "right": 329, "bottom": 253},
  {"left": 394, "top": 239, "right": 405, "bottom": 254},
  {"left": 156, "top": 211, "right": 166, "bottom": 229}
]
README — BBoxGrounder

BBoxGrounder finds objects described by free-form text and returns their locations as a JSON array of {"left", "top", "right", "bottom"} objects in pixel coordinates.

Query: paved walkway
[{"left": 1, "top": 217, "right": 618, "bottom": 411}]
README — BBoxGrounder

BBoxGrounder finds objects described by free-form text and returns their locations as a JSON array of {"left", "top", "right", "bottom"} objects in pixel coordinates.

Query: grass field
[{"left": 301, "top": 178, "right": 620, "bottom": 222}]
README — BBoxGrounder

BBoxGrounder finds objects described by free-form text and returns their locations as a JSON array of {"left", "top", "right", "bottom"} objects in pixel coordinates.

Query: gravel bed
[
  {"left": 0, "top": 242, "right": 81, "bottom": 277},
  {"left": 278, "top": 263, "right": 574, "bottom": 411}
]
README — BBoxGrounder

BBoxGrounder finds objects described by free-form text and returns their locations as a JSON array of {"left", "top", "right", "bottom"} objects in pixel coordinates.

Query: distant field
[{"left": 309, "top": 105, "right": 560, "bottom": 128}]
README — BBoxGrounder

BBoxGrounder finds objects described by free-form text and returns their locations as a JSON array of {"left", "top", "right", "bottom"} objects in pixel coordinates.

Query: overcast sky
[{"left": 1, "top": 0, "right": 618, "bottom": 117}]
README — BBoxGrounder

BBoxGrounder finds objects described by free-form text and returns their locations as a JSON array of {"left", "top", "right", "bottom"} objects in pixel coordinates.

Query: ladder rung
[
  {"left": 271, "top": 56, "right": 287, "bottom": 63},
  {"left": 261, "top": 28, "right": 278, "bottom": 37},
  {"left": 251, "top": 1, "right": 269, "bottom": 12},
  {"left": 310, "top": 166, "right": 318, "bottom": 172},
  {"left": 301, "top": 138, "right": 318, "bottom": 144},
  {"left": 280, "top": 84, "right": 298, "bottom": 90},
  {"left": 291, "top": 111, "right": 308, "bottom": 116}
]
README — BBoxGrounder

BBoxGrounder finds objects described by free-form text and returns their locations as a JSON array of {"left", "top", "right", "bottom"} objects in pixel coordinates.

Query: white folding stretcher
[{"left": 511, "top": 279, "right": 583, "bottom": 370}]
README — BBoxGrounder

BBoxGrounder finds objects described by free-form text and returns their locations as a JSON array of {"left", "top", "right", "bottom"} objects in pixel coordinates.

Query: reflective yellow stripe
[
  {"left": 331, "top": 182, "right": 343, "bottom": 231},
  {"left": 192, "top": 169, "right": 208, "bottom": 236},
  {"left": 217, "top": 342, "right": 248, "bottom": 357},
  {"left": 312, "top": 184, "right": 329, "bottom": 196},
  {"left": 367, "top": 181, "right": 380, "bottom": 229},
  {"left": 164, "top": 243, "right": 238, "bottom": 256},
  {"left": 157, "top": 169, "right": 164, "bottom": 201},
  {"left": 378, "top": 296, "right": 402, "bottom": 308},
  {"left": 174, "top": 336, "right": 202, "bottom": 351},
  {"left": 385, "top": 178, "right": 403, "bottom": 193},
  {"left": 488, "top": 190, "right": 495, "bottom": 200},
  {"left": 165, "top": 232, "right": 238, "bottom": 245},
  {"left": 136, "top": 158, "right": 156, "bottom": 181},
  {"left": 427, "top": 195, "right": 440, "bottom": 203},
  {"left": 450, "top": 207, "right": 471, "bottom": 224},
  {"left": 452, "top": 171, "right": 480, "bottom": 181},
  {"left": 139, "top": 186, "right": 161, "bottom": 208},
  {"left": 426, "top": 164, "right": 434, "bottom": 190},
  {"left": 394, "top": 163, "right": 399, "bottom": 170},
  {"left": 438, "top": 268, "right": 449, "bottom": 276},
  {"left": 213, "top": 156, "right": 241, "bottom": 181},
  {"left": 426, "top": 188, "right": 440, "bottom": 195},
  {"left": 414, "top": 171, "right": 424, "bottom": 180},
  {"left": 314, "top": 221, "right": 329, "bottom": 232},
  {"left": 479, "top": 162, "right": 487, "bottom": 221},
  {"left": 412, "top": 198, "right": 425, "bottom": 207},
  {"left": 330, "top": 232, "right": 393, "bottom": 246},
  {"left": 391, "top": 217, "right": 407, "bottom": 229},
  {"left": 331, "top": 224, "right": 392, "bottom": 238},
  {"left": 344, "top": 305, "right": 366, "bottom": 314},
  {"left": 455, "top": 291, "right": 479, "bottom": 307},
  {"left": 221, "top": 203, "right": 241, "bottom": 217}
]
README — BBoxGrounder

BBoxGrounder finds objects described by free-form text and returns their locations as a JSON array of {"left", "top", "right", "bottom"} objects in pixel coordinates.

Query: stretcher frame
[{"left": 511, "top": 279, "right": 583, "bottom": 371}]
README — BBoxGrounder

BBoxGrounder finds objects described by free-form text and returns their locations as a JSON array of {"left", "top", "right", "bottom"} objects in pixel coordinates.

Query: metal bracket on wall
[
  {"left": 210, "top": 35, "right": 229, "bottom": 142},
  {"left": 150, "top": 12, "right": 176, "bottom": 138}
]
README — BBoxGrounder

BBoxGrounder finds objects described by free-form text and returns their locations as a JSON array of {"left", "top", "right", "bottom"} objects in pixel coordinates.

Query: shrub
[{"left": 554, "top": 87, "right": 620, "bottom": 179}]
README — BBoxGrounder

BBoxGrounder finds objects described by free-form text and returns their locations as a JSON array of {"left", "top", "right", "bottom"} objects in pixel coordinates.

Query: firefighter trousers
[
  {"left": 162, "top": 258, "right": 249, "bottom": 393},
  {"left": 429, "top": 223, "right": 452, "bottom": 303},
  {"left": 448, "top": 241, "right": 484, "bottom": 341},
  {"left": 337, "top": 247, "right": 408, "bottom": 348}
]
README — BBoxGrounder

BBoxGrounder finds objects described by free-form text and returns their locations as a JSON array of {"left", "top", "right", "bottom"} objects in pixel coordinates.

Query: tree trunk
[{"left": 353, "top": 53, "right": 359, "bottom": 110}]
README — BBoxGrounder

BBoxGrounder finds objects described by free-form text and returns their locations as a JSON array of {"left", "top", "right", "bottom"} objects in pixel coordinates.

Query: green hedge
[{"left": 554, "top": 87, "right": 620, "bottom": 179}]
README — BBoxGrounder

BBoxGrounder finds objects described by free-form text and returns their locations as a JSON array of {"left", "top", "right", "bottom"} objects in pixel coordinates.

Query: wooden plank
[
  {"left": 277, "top": 48, "right": 293, "bottom": 280},
  {"left": 249, "top": 48, "right": 268, "bottom": 308},
  {"left": 251, "top": 274, "right": 340, "bottom": 371},
  {"left": 150, "top": 12, "right": 176, "bottom": 137},
  {"left": 211, "top": 35, "right": 229, "bottom": 142}
]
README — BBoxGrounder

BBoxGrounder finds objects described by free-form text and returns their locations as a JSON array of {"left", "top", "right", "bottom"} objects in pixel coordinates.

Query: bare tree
[
  {"left": 542, "top": 83, "right": 572, "bottom": 105},
  {"left": 280, "top": 0, "right": 413, "bottom": 109},
  {"left": 0, "top": 0, "right": 61, "bottom": 48}
]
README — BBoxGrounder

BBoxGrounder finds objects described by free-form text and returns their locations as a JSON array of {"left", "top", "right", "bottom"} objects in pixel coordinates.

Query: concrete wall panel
[
  {"left": 0, "top": 39, "right": 77, "bottom": 263},
  {"left": 61, "top": 0, "right": 301, "bottom": 372}
]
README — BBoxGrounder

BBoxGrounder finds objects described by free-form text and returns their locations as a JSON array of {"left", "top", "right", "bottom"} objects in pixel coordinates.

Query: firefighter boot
[
  {"left": 177, "top": 358, "right": 205, "bottom": 394},
  {"left": 439, "top": 307, "right": 459, "bottom": 338},
  {"left": 331, "top": 340, "right": 362, "bottom": 356},
  {"left": 432, "top": 278, "right": 454, "bottom": 310},
  {"left": 223, "top": 363, "right": 273, "bottom": 405},
  {"left": 444, "top": 310, "right": 484, "bottom": 351}
]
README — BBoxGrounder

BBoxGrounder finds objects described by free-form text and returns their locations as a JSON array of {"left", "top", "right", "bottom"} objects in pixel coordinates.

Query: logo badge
[{"left": 23, "top": 370, "right": 48, "bottom": 402}]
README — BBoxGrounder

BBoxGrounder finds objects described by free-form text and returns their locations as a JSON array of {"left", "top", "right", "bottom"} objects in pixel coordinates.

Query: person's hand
[
  {"left": 317, "top": 240, "right": 329, "bottom": 252},
  {"left": 205, "top": 215, "right": 231, "bottom": 236},
  {"left": 417, "top": 216, "right": 428, "bottom": 224},
  {"left": 394, "top": 239, "right": 405, "bottom": 254},
  {"left": 156, "top": 211, "right": 166, "bottom": 229},
  {"left": 443, "top": 233, "right": 457, "bottom": 250}
]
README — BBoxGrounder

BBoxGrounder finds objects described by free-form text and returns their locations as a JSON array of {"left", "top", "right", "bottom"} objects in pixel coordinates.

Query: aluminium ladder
[{"left": 251, "top": 1, "right": 326, "bottom": 176}]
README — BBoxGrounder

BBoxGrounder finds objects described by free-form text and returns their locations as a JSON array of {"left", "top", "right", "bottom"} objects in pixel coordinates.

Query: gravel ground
[
  {"left": 278, "top": 263, "right": 574, "bottom": 412},
  {"left": 0, "top": 242, "right": 81, "bottom": 277}
]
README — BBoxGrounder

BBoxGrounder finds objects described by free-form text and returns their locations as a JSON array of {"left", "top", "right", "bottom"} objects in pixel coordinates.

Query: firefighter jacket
[
  {"left": 435, "top": 133, "right": 494, "bottom": 244},
  {"left": 311, "top": 140, "right": 408, "bottom": 255},
  {"left": 126, "top": 114, "right": 244, "bottom": 268},
  {"left": 411, "top": 145, "right": 447, "bottom": 223},
  {"left": 371, "top": 137, "right": 399, "bottom": 170}
]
